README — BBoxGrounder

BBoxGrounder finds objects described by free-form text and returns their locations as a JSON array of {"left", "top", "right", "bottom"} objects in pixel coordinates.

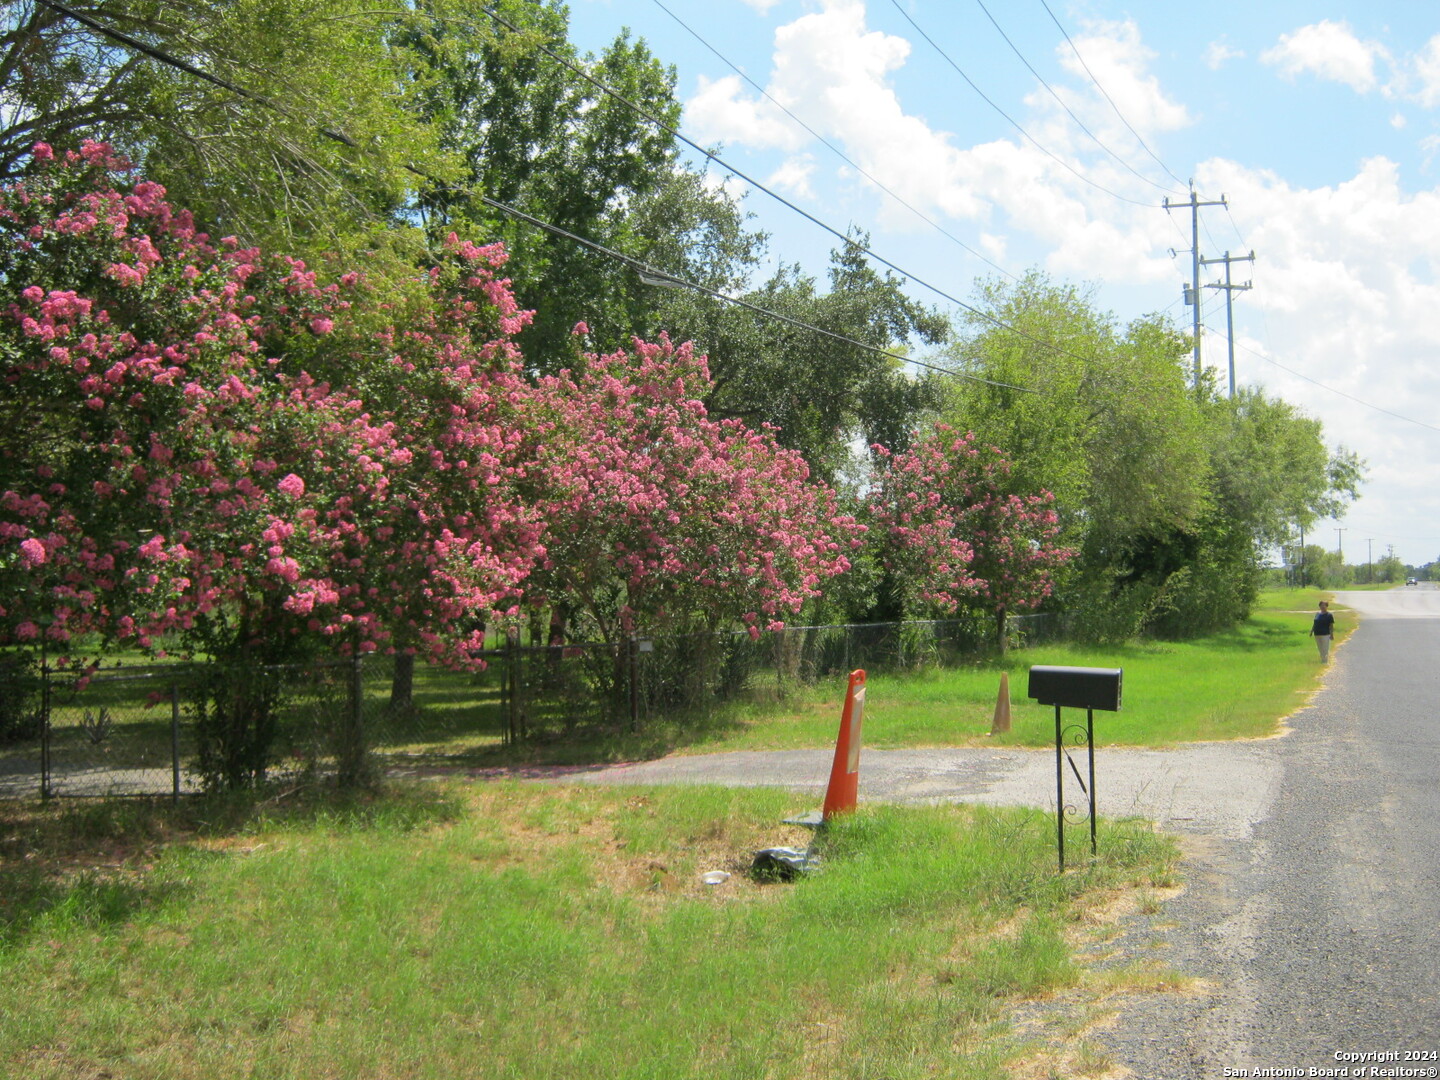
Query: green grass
[
  {"left": 653, "top": 590, "right": 1338, "bottom": 753},
  {"left": 0, "top": 783, "right": 1178, "bottom": 1080}
]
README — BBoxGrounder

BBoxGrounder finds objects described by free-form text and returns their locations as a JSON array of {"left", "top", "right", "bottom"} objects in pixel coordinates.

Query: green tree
[
  {"left": 941, "top": 272, "right": 1364, "bottom": 638},
  {"left": 1372, "top": 553, "right": 1405, "bottom": 584},
  {"left": 943, "top": 273, "right": 1209, "bottom": 576},
  {"left": 650, "top": 234, "right": 949, "bottom": 483},
  {"left": 0, "top": 0, "right": 454, "bottom": 254},
  {"left": 1208, "top": 387, "right": 1363, "bottom": 550},
  {"left": 404, "top": 0, "right": 683, "bottom": 362},
  {"left": 1130, "top": 387, "right": 1361, "bottom": 636}
]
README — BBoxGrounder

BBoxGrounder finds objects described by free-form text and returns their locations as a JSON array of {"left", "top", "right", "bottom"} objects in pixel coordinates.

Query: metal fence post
[
  {"left": 340, "top": 654, "right": 365, "bottom": 787},
  {"left": 39, "top": 660, "right": 51, "bottom": 801},
  {"left": 171, "top": 682, "right": 181, "bottom": 804},
  {"left": 628, "top": 634, "right": 640, "bottom": 732}
]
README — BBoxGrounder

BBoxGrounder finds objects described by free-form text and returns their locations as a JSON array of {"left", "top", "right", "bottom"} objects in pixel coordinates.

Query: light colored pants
[{"left": 1315, "top": 634, "right": 1332, "bottom": 662}]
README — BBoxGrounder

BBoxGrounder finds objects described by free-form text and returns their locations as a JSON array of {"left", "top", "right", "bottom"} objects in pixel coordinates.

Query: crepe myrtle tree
[
  {"left": 0, "top": 143, "right": 544, "bottom": 786},
  {"left": 520, "top": 329, "right": 865, "bottom": 706},
  {"left": 866, "top": 425, "right": 1070, "bottom": 652}
]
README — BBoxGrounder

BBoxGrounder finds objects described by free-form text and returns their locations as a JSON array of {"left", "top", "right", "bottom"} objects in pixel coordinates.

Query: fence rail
[{"left": 0, "top": 613, "right": 1062, "bottom": 799}]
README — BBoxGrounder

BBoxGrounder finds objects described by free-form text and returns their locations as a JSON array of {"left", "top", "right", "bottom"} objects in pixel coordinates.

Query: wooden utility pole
[
  {"left": 1165, "top": 185, "right": 1228, "bottom": 390},
  {"left": 1201, "top": 250, "right": 1255, "bottom": 398}
]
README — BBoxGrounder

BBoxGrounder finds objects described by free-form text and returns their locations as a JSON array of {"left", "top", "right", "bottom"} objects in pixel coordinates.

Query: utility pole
[
  {"left": 1365, "top": 537, "right": 1373, "bottom": 584},
  {"left": 1336, "top": 528, "right": 1347, "bottom": 562},
  {"left": 1165, "top": 184, "right": 1228, "bottom": 390},
  {"left": 1201, "top": 250, "right": 1255, "bottom": 398}
]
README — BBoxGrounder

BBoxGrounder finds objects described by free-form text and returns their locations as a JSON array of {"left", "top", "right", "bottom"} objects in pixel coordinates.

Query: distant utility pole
[
  {"left": 1201, "top": 250, "right": 1255, "bottom": 398},
  {"left": 1365, "top": 537, "right": 1374, "bottom": 584},
  {"left": 1336, "top": 528, "right": 1347, "bottom": 561},
  {"left": 1165, "top": 184, "right": 1228, "bottom": 390}
]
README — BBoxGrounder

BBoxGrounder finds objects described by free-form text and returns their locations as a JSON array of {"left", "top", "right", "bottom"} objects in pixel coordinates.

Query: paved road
[
  {"left": 1092, "top": 587, "right": 1440, "bottom": 1075},
  {"left": 571, "top": 587, "right": 1440, "bottom": 1073}
]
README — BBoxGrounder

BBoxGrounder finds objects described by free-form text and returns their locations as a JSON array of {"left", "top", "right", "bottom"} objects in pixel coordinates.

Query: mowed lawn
[
  {"left": 0, "top": 784, "right": 1179, "bottom": 1080},
  {"left": 684, "top": 588, "right": 1337, "bottom": 753}
]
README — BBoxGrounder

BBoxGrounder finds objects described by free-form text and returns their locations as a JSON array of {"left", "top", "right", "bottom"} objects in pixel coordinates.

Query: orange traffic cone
[
  {"left": 990, "top": 671, "right": 1011, "bottom": 735},
  {"left": 822, "top": 670, "right": 867, "bottom": 820}
]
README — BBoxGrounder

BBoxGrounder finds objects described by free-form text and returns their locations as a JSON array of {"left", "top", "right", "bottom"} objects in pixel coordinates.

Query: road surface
[{"left": 1088, "top": 586, "right": 1440, "bottom": 1075}]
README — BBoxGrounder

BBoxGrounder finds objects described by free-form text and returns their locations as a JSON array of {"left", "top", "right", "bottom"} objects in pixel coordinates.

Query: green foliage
[
  {"left": 945, "top": 274, "right": 1208, "bottom": 538},
  {"left": 2, "top": 0, "right": 456, "bottom": 256},
  {"left": 942, "top": 272, "right": 1362, "bottom": 641},
  {"left": 406, "top": 0, "right": 685, "bottom": 361},
  {"left": 732, "top": 237, "right": 949, "bottom": 479},
  {"left": 1208, "top": 386, "right": 1363, "bottom": 548},
  {"left": 0, "top": 651, "right": 43, "bottom": 744}
]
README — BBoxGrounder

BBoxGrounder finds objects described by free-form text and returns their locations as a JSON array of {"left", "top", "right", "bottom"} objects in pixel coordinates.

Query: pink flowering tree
[
  {"left": 520, "top": 332, "right": 864, "bottom": 706},
  {"left": 866, "top": 426, "right": 1070, "bottom": 651},
  {"left": 0, "top": 144, "right": 542, "bottom": 785}
]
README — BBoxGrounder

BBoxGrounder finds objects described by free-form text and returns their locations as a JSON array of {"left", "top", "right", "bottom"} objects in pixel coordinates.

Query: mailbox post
[{"left": 1027, "top": 666, "right": 1123, "bottom": 871}]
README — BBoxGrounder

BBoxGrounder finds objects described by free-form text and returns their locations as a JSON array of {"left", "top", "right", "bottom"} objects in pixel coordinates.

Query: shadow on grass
[
  {"left": 380, "top": 695, "right": 767, "bottom": 771},
  {"left": 0, "top": 862, "right": 192, "bottom": 949},
  {"left": 0, "top": 782, "right": 469, "bottom": 949}
]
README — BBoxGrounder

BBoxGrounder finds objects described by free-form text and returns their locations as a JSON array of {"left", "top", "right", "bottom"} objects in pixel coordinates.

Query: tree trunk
[{"left": 389, "top": 652, "right": 414, "bottom": 713}]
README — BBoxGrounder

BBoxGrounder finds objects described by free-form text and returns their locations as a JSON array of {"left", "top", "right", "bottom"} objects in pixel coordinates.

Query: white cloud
[
  {"left": 1421, "top": 134, "right": 1440, "bottom": 171},
  {"left": 738, "top": 0, "right": 782, "bottom": 11},
  {"left": 687, "top": 73, "right": 805, "bottom": 151},
  {"left": 1195, "top": 154, "right": 1440, "bottom": 561},
  {"left": 1058, "top": 20, "right": 1192, "bottom": 140},
  {"left": 766, "top": 154, "right": 816, "bottom": 200},
  {"left": 1407, "top": 35, "right": 1440, "bottom": 107},
  {"left": 1204, "top": 40, "right": 1244, "bottom": 70},
  {"left": 1260, "top": 21, "right": 1389, "bottom": 94},
  {"left": 682, "top": 1, "right": 1188, "bottom": 255}
]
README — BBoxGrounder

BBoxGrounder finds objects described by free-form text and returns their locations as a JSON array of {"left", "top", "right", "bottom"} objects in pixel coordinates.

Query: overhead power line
[
  {"left": 972, "top": 0, "right": 1181, "bottom": 196},
  {"left": 647, "top": 0, "right": 1021, "bottom": 283},
  {"left": 886, "top": 0, "right": 1163, "bottom": 210},
  {"left": 29, "top": 0, "right": 1033, "bottom": 393},
  {"left": 475, "top": 193, "right": 1031, "bottom": 390},
  {"left": 1202, "top": 324, "right": 1440, "bottom": 434},
  {"left": 1036, "top": 0, "right": 1190, "bottom": 191}
]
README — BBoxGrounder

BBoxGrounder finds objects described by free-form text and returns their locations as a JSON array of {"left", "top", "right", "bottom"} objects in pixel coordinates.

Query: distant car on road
[{"left": 1406, "top": 578, "right": 1418, "bottom": 585}]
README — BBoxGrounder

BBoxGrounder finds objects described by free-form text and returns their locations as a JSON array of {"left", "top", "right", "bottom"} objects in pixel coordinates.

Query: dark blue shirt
[{"left": 1312, "top": 610, "right": 1334, "bottom": 636}]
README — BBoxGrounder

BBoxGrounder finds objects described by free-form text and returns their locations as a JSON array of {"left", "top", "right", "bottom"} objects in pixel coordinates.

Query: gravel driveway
[{"left": 571, "top": 741, "right": 1285, "bottom": 842}]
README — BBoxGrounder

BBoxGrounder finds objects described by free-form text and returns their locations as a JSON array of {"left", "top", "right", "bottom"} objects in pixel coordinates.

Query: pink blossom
[
  {"left": 277, "top": 473, "right": 306, "bottom": 498},
  {"left": 18, "top": 537, "right": 46, "bottom": 566}
]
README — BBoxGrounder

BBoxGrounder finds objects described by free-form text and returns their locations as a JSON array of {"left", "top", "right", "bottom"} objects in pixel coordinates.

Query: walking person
[{"left": 1312, "top": 599, "right": 1335, "bottom": 662}]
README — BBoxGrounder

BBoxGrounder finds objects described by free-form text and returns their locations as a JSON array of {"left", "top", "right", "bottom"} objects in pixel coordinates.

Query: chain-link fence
[
  {"left": 0, "top": 614, "right": 1064, "bottom": 798},
  {"left": 0, "top": 654, "right": 509, "bottom": 799},
  {"left": 505, "top": 613, "right": 1065, "bottom": 736}
]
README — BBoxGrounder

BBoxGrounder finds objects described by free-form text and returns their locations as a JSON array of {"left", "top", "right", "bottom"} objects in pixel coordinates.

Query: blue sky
[{"left": 569, "top": 0, "right": 1440, "bottom": 568}]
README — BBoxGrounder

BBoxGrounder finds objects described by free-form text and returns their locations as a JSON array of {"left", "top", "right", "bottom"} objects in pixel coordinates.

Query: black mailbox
[{"left": 1027, "top": 665, "right": 1123, "bottom": 712}]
